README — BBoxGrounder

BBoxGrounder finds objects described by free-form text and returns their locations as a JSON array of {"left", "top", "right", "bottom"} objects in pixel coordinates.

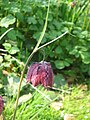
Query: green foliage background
[
  {"left": 0, "top": 0, "right": 90, "bottom": 86},
  {"left": 0, "top": 0, "right": 90, "bottom": 120}
]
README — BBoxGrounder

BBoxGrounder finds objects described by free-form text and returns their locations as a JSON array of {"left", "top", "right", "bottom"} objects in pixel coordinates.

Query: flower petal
[
  {"left": 0, "top": 96, "right": 4, "bottom": 115},
  {"left": 26, "top": 61, "right": 54, "bottom": 88},
  {"left": 26, "top": 62, "right": 39, "bottom": 83}
]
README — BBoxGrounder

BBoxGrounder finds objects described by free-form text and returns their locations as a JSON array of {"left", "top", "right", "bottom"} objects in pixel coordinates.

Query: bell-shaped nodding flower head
[
  {"left": 26, "top": 61, "right": 54, "bottom": 88},
  {"left": 0, "top": 96, "right": 4, "bottom": 115}
]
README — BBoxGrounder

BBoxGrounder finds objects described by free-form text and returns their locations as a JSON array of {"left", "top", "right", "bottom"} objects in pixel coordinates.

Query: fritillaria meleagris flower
[
  {"left": 0, "top": 96, "right": 4, "bottom": 115},
  {"left": 26, "top": 61, "right": 54, "bottom": 88}
]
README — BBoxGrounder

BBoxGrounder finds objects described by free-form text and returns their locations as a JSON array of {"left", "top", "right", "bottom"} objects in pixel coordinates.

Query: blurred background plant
[
  {"left": 0, "top": 0, "right": 90, "bottom": 92},
  {"left": 0, "top": 0, "right": 90, "bottom": 119}
]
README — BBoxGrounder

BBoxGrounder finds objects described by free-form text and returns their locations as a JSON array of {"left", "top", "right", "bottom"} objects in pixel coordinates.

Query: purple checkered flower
[
  {"left": 0, "top": 96, "right": 4, "bottom": 115},
  {"left": 26, "top": 61, "right": 54, "bottom": 88}
]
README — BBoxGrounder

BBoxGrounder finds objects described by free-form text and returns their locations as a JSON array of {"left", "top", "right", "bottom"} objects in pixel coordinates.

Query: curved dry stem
[
  {"left": 0, "top": 28, "right": 13, "bottom": 40},
  {"left": 12, "top": 1, "right": 50, "bottom": 119},
  {"left": 30, "top": 84, "right": 52, "bottom": 101},
  {"left": 12, "top": 30, "right": 69, "bottom": 120},
  {"left": 12, "top": 1, "right": 69, "bottom": 119},
  {"left": 37, "top": 31, "right": 68, "bottom": 51},
  {"left": 12, "top": 51, "right": 34, "bottom": 120}
]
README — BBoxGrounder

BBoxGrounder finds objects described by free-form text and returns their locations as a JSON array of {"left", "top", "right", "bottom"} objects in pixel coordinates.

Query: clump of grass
[
  {"left": 63, "top": 86, "right": 90, "bottom": 120},
  {"left": 4, "top": 86, "right": 62, "bottom": 120},
  {"left": 4, "top": 85, "right": 90, "bottom": 120}
]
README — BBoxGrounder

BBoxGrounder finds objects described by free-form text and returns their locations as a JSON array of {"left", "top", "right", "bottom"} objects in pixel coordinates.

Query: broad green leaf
[
  {"left": 0, "top": 56, "right": 3, "bottom": 63},
  {"left": 22, "top": 5, "right": 32, "bottom": 13},
  {"left": 78, "top": 34, "right": 85, "bottom": 39},
  {"left": 0, "top": 84, "right": 3, "bottom": 89},
  {"left": 80, "top": 46, "right": 88, "bottom": 52},
  {"left": 2, "top": 62, "right": 11, "bottom": 67},
  {"left": 54, "top": 74, "right": 66, "bottom": 87},
  {"left": 53, "top": 20, "right": 62, "bottom": 30},
  {"left": 9, "top": 3, "right": 20, "bottom": 13},
  {"left": 65, "top": 58, "right": 73, "bottom": 64},
  {"left": 61, "top": 39, "right": 68, "bottom": 47},
  {"left": 87, "top": 39, "right": 90, "bottom": 41},
  {"left": 81, "top": 31, "right": 88, "bottom": 36},
  {"left": 3, "top": 43, "right": 11, "bottom": 51},
  {"left": 80, "top": 51, "right": 90, "bottom": 64},
  {"left": 33, "top": 32, "right": 41, "bottom": 40},
  {"left": 63, "top": 21, "right": 74, "bottom": 26},
  {"left": 69, "top": 49, "right": 80, "bottom": 58},
  {"left": 30, "top": 25, "right": 38, "bottom": 30},
  {"left": 16, "top": 30, "right": 25, "bottom": 40},
  {"left": 7, "top": 30, "right": 17, "bottom": 40},
  {"left": 55, "top": 60, "right": 65, "bottom": 69},
  {"left": 4, "top": 54, "right": 11, "bottom": 61},
  {"left": 0, "top": 15, "right": 16, "bottom": 28},
  {"left": 27, "top": 17, "right": 37, "bottom": 24},
  {"left": 16, "top": 12, "right": 24, "bottom": 22},
  {"left": 64, "top": 61, "right": 70, "bottom": 67},
  {"left": 80, "top": 64, "right": 88, "bottom": 73},
  {"left": 55, "top": 46, "right": 63, "bottom": 54},
  {"left": 9, "top": 47, "right": 19, "bottom": 54},
  {"left": 48, "top": 24, "right": 55, "bottom": 30},
  {"left": 49, "top": 52, "right": 54, "bottom": 58},
  {"left": 61, "top": 27, "right": 69, "bottom": 32}
]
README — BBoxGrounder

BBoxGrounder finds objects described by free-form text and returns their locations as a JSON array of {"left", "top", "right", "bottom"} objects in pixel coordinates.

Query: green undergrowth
[
  {"left": 63, "top": 86, "right": 90, "bottom": 120},
  {"left": 3, "top": 85, "right": 90, "bottom": 120}
]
